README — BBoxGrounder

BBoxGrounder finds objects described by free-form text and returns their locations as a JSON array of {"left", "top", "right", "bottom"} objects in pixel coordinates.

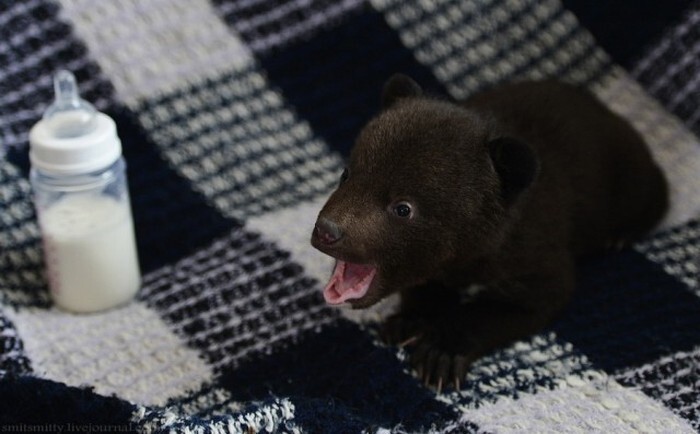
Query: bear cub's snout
[{"left": 312, "top": 217, "right": 343, "bottom": 246}]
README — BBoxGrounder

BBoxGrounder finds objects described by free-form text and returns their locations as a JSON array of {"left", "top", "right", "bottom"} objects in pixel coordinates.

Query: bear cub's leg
[{"left": 381, "top": 270, "right": 572, "bottom": 392}]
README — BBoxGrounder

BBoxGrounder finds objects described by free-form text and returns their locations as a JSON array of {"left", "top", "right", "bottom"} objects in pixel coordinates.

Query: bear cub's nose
[{"left": 314, "top": 217, "right": 343, "bottom": 245}]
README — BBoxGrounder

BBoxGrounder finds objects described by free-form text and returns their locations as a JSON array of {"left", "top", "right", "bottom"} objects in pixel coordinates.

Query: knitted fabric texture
[{"left": 1, "top": 0, "right": 700, "bottom": 432}]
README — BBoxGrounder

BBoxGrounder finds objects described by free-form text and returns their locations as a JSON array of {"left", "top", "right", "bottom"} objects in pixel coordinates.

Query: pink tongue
[{"left": 323, "top": 261, "right": 377, "bottom": 304}]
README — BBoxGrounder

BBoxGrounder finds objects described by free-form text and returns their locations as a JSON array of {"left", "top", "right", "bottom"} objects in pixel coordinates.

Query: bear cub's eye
[
  {"left": 393, "top": 202, "right": 413, "bottom": 218},
  {"left": 339, "top": 168, "right": 349, "bottom": 184}
]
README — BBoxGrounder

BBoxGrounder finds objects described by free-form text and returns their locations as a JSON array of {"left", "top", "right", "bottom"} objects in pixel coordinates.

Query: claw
[
  {"left": 398, "top": 334, "right": 422, "bottom": 348},
  {"left": 436, "top": 354, "right": 451, "bottom": 388},
  {"left": 453, "top": 355, "right": 470, "bottom": 382}
]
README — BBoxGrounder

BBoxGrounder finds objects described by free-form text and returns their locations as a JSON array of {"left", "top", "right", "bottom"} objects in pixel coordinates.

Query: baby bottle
[{"left": 29, "top": 70, "right": 141, "bottom": 313}]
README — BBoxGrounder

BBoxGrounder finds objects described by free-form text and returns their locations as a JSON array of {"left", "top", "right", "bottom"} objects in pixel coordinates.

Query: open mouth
[{"left": 323, "top": 261, "right": 378, "bottom": 304}]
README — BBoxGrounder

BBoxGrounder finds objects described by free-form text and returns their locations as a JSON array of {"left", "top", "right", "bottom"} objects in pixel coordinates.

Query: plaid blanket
[{"left": 1, "top": 0, "right": 700, "bottom": 432}]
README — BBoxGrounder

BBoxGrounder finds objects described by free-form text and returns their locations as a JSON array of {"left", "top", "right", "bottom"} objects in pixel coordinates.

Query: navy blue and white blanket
[{"left": 1, "top": 1, "right": 700, "bottom": 432}]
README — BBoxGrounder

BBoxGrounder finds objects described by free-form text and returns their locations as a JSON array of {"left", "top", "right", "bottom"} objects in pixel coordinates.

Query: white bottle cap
[{"left": 29, "top": 70, "right": 121, "bottom": 175}]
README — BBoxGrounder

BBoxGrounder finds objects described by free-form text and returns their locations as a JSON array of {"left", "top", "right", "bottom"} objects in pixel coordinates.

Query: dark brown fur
[{"left": 311, "top": 75, "right": 668, "bottom": 391}]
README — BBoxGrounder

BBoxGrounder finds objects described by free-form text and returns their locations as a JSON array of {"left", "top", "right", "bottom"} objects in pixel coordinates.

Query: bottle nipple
[{"left": 42, "top": 70, "right": 97, "bottom": 139}]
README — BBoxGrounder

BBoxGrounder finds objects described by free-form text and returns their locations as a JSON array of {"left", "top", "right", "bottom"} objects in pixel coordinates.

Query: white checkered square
[
  {"left": 134, "top": 65, "right": 343, "bottom": 219},
  {"left": 57, "top": 0, "right": 252, "bottom": 104},
  {"left": 592, "top": 69, "right": 700, "bottom": 230},
  {"left": 460, "top": 371, "right": 695, "bottom": 433},
  {"left": 7, "top": 302, "right": 214, "bottom": 407}
]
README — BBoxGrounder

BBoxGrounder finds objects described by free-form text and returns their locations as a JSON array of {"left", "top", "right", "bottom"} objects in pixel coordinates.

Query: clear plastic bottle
[{"left": 29, "top": 70, "right": 141, "bottom": 313}]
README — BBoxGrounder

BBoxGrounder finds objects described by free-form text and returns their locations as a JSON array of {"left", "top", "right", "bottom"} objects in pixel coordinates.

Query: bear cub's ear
[
  {"left": 382, "top": 74, "right": 423, "bottom": 109},
  {"left": 488, "top": 137, "right": 539, "bottom": 205}
]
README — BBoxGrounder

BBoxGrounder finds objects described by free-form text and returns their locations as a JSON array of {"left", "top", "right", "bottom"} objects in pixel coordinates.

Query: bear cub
[{"left": 311, "top": 74, "right": 668, "bottom": 392}]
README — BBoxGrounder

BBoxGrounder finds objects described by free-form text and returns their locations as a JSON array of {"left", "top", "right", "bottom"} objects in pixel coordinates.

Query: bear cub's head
[{"left": 311, "top": 74, "right": 539, "bottom": 308}]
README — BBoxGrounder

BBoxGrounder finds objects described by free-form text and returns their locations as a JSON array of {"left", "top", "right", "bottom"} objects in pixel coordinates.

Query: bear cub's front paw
[{"left": 380, "top": 314, "right": 477, "bottom": 393}]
